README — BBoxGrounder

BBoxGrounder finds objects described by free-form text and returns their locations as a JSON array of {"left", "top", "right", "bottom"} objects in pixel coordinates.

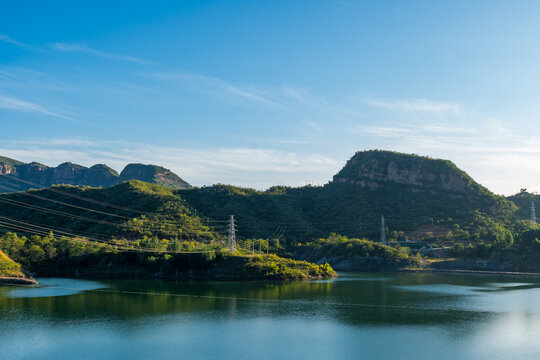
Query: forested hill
[
  {"left": 0, "top": 156, "right": 191, "bottom": 192},
  {"left": 0, "top": 150, "right": 522, "bottom": 248},
  {"left": 180, "top": 150, "right": 517, "bottom": 243}
]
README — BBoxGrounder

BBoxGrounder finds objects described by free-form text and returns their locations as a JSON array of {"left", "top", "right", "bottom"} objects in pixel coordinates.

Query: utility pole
[
  {"left": 228, "top": 215, "right": 237, "bottom": 252},
  {"left": 532, "top": 201, "right": 537, "bottom": 226},
  {"left": 259, "top": 238, "right": 262, "bottom": 254},
  {"left": 380, "top": 215, "right": 386, "bottom": 245}
]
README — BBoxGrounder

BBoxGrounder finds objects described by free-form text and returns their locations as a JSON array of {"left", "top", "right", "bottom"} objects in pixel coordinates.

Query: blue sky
[{"left": 1, "top": 0, "right": 540, "bottom": 194}]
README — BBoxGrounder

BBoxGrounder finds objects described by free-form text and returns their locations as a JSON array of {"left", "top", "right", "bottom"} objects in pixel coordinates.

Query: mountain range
[{"left": 0, "top": 156, "right": 191, "bottom": 192}]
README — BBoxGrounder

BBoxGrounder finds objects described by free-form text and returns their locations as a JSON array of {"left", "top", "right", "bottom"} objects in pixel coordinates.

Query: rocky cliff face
[
  {"left": 0, "top": 156, "right": 191, "bottom": 192},
  {"left": 331, "top": 150, "right": 486, "bottom": 194},
  {"left": 0, "top": 156, "right": 23, "bottom": 176}
]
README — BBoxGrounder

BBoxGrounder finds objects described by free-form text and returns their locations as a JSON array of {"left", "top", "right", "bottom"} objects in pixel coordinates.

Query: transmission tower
[
  {"left": 380, "top": 215, "right": 386, "bottom": 245},
  {"left": 532, "top": 201, "right": 537, "bottom": 226},
  {"left": 228, "top": 215, "right": 237, "bottom": 252}
]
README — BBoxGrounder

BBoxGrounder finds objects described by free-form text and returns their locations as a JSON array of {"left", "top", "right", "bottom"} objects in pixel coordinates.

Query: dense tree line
[{"left": 0, "top": 232, "right": 336, "bottom": 280}]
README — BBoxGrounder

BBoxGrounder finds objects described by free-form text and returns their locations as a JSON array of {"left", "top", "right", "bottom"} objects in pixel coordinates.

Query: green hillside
[
  {"left": 0, "top": 151, "right": 522, "bottom": 248},
  {"left": 180, "top": 151, "right": 518, "bottom": 244}
]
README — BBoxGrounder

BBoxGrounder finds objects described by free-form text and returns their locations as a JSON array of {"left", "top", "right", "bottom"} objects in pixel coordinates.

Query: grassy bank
[
  {"left": 0, "top": 250, "right": 25, "bottom": 278},
  {"left": 0, "top": 250, "right": 37, "bottom": 284}
]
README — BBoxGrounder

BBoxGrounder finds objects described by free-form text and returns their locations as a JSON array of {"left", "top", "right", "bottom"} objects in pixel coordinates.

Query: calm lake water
[{"left": 2, "top": 272, "right": 540, "bottom": 359}]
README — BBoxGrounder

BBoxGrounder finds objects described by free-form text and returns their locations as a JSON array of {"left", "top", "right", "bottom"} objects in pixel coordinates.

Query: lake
[{"left": 2, "top": 272, "right": 540, "bottom": 359}]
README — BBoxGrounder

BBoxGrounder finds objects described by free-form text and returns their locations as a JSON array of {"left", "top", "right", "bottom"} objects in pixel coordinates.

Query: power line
[
  {"left": 0, "top": 192, "right": 228, "bottom": 239},
  {"left": 0, "top": 182, "right": 226, "bottom": 228},
  {"left": 0, "top": 215, "right": 128, "bottom": 240},
  {"left": 0, "top": 174, "right": 153, "bottom": 215},
  {"left": 0, "top": 197, "right": 124, "bottom": 227},
  {"left": 0, "top": 175, "right": 229, "bottom": 224},
  {"left": 0, "top": 184, "right": 133, "bottom": 220}
]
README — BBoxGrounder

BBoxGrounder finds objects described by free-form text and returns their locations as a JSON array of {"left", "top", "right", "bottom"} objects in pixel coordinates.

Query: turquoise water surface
[{"left": 2, "top": 273, "right": 540, "bottom": 359}]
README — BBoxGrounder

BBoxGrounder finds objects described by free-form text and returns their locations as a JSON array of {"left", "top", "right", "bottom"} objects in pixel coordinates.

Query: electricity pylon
[
  {"left": 532, "top": 201, "right": 537, "bottom": 226},
  {"left": 228, "top": 215, "right": 237, "bottom": 252},
  {"left": 380, "top": 215, "right": 386, "bottom": 245}
]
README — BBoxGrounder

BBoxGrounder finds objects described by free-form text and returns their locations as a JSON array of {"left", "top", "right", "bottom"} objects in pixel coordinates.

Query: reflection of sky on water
[
  {"left": 471, "top": 311, "right": 540, "bottom": 359},
  {"left": 6, "top": 278, "right": 106, "bottom": 298},
  {"left": 485, "top": 282, "right": 535, "bottom": 288},
  {"left": 3, "top": 312, "right": 540, "bottom": 360},
  {"left": 394, "top": 280, "right": 540, "bottom": 314}
]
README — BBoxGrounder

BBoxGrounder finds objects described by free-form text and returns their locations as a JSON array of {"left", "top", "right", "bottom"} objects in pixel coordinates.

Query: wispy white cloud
[
  {"left": 53, "top": 42, "right": 148, "bottom": 64},
  {"left": 0, "top": 94, "right": 76, "bottom": 121},
  {"left": 149, "top": 73, "right": 367, "bottom": 113},
  {"left": 281, "top": 86, "right": 323, "bottom": 108},
  {"left": 280, "top": 86, "right": 364, "bottom": 118},
  {"left": 365, "top": 98, "right": 462, "bottom": 113},
  {"left": 148, "top": 72, "right": 279, "bottom": 107},
  {"left": 3, "top": 117, "right": 540, "bottom": 195},
  {"left": 353, "top": 115, "right": 540, "bottom": 195},
  {"left": 1, "top": 35, "right": 148, "bottom": 64},
  {"left": 0, "top": 34, "right": 34, "bottom": 50},
  {"left": 354, "top": 126, "right": 413, "bottom": 138},
  {"left": 0, "top": 66, "right": 73, "bottom": 92}
]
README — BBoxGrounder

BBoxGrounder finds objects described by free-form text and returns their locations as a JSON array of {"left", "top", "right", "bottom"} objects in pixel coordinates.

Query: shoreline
[
  {"left": 0, "top": 277, "right": 38, "bottom": 285},
  {"left": 401, "top": 268, "right": 540, "bottom": 277},
  {"left": 27, "top": 270, "right": 336, "bottom": 282}
]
